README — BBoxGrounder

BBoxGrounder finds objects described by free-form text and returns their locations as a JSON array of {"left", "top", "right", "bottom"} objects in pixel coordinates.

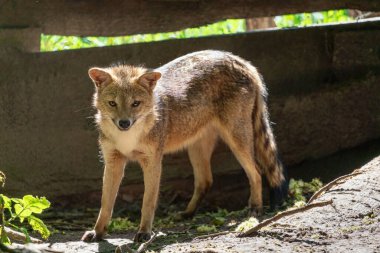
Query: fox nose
[{"left": 118, "top": 119, "right": 131, "bottom": 129}]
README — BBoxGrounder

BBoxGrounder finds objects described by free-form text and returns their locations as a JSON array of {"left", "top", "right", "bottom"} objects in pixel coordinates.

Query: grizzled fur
[{"left": 82, "top": 50, "right": 285, "bottom": 243}]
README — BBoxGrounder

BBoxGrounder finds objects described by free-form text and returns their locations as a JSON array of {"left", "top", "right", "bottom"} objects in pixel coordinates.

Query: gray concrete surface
[{"left": 161, "top": 156, "right": 380, "bottom": 253}]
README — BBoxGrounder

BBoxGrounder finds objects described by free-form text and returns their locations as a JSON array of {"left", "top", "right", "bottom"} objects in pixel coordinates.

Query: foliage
[
  {"left": 275, "top": 10, "right": 352, "bottom": 28},
  {"left": 196, "top": 224, "right": 217, "bottom": 233},
  {"left": 103, "top": 177, "right": 323, "bottom": 242},
  {"left": 0, "top": 171, "right": 51, "bottom": 244},
  {"left": 235, "top": 217, "right": 259, "bottom": 232},
  {"left": 40, "top": 19, "right": 246, "bottom": 52},
  {"left": 288, "top": 178, "right": 323, "bottom": 204},
  {"left": 40, "top": 10, "right": 352, "bottom": 52},
  {"left": 232, "top": 178, "right": 323, "bottom": 234},
  {"left": 108, "top": 217, "right": 138, "bottom": 233}
]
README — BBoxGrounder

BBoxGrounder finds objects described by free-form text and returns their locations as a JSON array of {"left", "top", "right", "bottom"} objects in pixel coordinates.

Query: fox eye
[
  {"left": 131, "top": 101, "right": 141, "bottom": 107},
  {"left": 108, "top": 101, "right": 117, "bottom": 107}
]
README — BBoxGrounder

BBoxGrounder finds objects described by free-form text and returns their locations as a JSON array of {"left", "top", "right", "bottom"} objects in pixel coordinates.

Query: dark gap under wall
[{"left": 51, "top": 139, "right": 380, "bottom": 212}]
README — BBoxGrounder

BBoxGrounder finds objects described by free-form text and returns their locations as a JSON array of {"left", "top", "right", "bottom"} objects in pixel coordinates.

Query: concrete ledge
[
  {"left": 0, "top": 28, "right": 41, "bottom": 52},
  {"left": 1, "top": 0, "right": 379, "bottom": 36}
]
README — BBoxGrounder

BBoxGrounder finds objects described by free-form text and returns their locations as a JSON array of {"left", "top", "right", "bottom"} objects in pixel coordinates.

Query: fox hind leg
[
  {"left": 177, "top": 130, "right": 218, "bottom": 219},
  {"left": 218, "top": 118, "right": 263, "bottom": 217}
]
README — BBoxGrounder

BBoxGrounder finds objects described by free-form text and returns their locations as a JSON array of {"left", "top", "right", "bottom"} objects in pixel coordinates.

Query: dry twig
[
  {"left": 239, "top": 200, "right": 333, "bottom": 237},
  {"left": 307, "top": 171, "right": 362, "bottom": 204}
]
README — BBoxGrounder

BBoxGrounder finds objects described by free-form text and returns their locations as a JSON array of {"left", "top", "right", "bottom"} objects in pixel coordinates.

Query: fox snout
[{"left": 115, "top": 119, "right": 134, "bottom": 131}]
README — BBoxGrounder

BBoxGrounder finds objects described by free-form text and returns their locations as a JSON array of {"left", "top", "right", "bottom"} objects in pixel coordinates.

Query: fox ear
[
  {"left": 88, "top": 68, "right": 113, "bottom": 88},
  {"left": 138, "top": 71, "right": 161, "bottom": 90}
]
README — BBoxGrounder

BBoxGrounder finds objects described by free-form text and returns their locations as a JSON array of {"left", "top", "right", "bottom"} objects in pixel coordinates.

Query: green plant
[
  {"left": 288, "top": 178, "right": 323, "bottom": 204},
  {"left": 108, "top": 217, "right": 138, "bottom": 233},
  {"left": 235, "top": 217, "right": 259, "bottom": 232},
  {"left": 196, "top": 224, "right": 217, "bottom": 233},
  {"left": 0, "top": 171, "right": 51, "bottom": 245},
  {"left": 275, "top": 9, "right": 352, "bottom": 28}
]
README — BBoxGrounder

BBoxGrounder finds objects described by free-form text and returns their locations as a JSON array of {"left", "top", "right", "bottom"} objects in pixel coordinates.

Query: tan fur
[{"left": 81, "top": 50, "right": 285, "bottom": 242}]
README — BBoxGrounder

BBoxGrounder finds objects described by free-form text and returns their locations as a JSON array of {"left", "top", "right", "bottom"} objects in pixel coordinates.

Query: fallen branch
[
  {"left": 136, "top": 232, "right": 161, "bottom": 253},
  {"left": 115, "top": 232, "right": 164, "bottom": 253},
  {"left": 307, "top": 171, "right": 362, "bottom": 204},
  {"left": 4, "top": 226, "right": 42, "bottom": 243},
  {"left": 238, "top": 200, "right": 333, "bottom": 237}
]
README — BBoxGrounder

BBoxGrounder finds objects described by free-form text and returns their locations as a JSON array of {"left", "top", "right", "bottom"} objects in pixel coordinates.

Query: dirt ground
[{"left": 19, "top": 155, "right": 379, "bottom": 253}]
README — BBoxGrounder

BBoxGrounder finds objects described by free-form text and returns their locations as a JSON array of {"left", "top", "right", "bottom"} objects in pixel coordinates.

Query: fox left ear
[
  {"left": 138, "top": 72, "right": 161, "bottom": 91},
  {"left": 88, "top": 68, "right": 113, "bottom": 88}
]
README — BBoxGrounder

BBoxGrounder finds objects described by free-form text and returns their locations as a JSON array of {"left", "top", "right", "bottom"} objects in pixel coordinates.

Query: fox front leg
[
  {"left": 133, "top": 154, "right": 162, "bottom": 242},
  {"left": 81, "top": 149, "right": 127, "bottom": 242}
]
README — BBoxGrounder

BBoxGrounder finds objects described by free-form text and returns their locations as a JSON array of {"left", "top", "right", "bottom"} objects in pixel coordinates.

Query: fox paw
[
  {"left": 133, "top": 232, "right": 151, "bottom": 242},
  {"left": 81, "top": 230, "right": 103, "bottom": 242},
  {"left": 249, "top": 206, "right": 263, "bottom": 217}
]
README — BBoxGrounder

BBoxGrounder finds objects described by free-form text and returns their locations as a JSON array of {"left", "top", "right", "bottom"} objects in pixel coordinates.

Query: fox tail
[{"left": 252, "top": 77, "right": 288, "bottom": 208}]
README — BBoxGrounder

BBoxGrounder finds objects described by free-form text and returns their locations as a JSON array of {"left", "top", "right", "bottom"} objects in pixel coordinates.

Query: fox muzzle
[{"left": 116, "top": 119, "right": 134, "bottom": 131}]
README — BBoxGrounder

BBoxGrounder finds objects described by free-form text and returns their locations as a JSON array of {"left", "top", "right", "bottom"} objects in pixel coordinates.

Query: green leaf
[
  {"left": 21, "top": 195, "right": 51, "bottom": 214},
  {"left": 18, "top": 227, "right": 31, "bottom": 243},
  {"left": 235, "top": 217, "right": 259, "bottom": 232},
  {"left": 14, "top": 203, "right": 32, "bottom": 220},
  {"left": 0, "top": 195, "right": 11, "bottom": 210},
  {"left": 22, "top": 195, "right": 36, "bottom": 204},
  {"left": 14, "top": 203, "right": 23, "bottom": 215},
  {"left": 28, "top": 215, "right": 50, "bottom": 240},
  {"left": 212, "top": 217, "right": 226, "bottom": 226},
  {"left": 196, "top": 225, "right": 217, "bottom": 233},
  {"left": 0, "top": 229, "right": 11, "bottom": 245},
  {"left": 23, "top": 195, "right": 50, "bottom": 209},
  {"left": 108, "top": 217, "right": 138, "bottom": 232},
  {"left": 11, "top": 198, "right": 22, "bottom": 204}
]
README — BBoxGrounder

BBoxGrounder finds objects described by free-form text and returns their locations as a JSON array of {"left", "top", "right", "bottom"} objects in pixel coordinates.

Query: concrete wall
[
  {"left": 2, "top": 0, "right": 378, "bottom": 36},
  {"left": 1, "top": 20, "right": 379, "bottom": 197}
]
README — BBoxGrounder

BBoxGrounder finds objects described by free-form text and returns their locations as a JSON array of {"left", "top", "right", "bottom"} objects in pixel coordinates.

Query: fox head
[{"left": 88, "top": 65, "right": 161, "bottom": 131}]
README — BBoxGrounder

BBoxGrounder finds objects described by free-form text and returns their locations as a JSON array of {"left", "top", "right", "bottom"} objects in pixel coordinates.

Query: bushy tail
[
  {"left": 252, "top": 82, "right": 284, "bottom": 187},
  {"left": 252, "top": 76, "right": 288, "bottom": 208}
]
